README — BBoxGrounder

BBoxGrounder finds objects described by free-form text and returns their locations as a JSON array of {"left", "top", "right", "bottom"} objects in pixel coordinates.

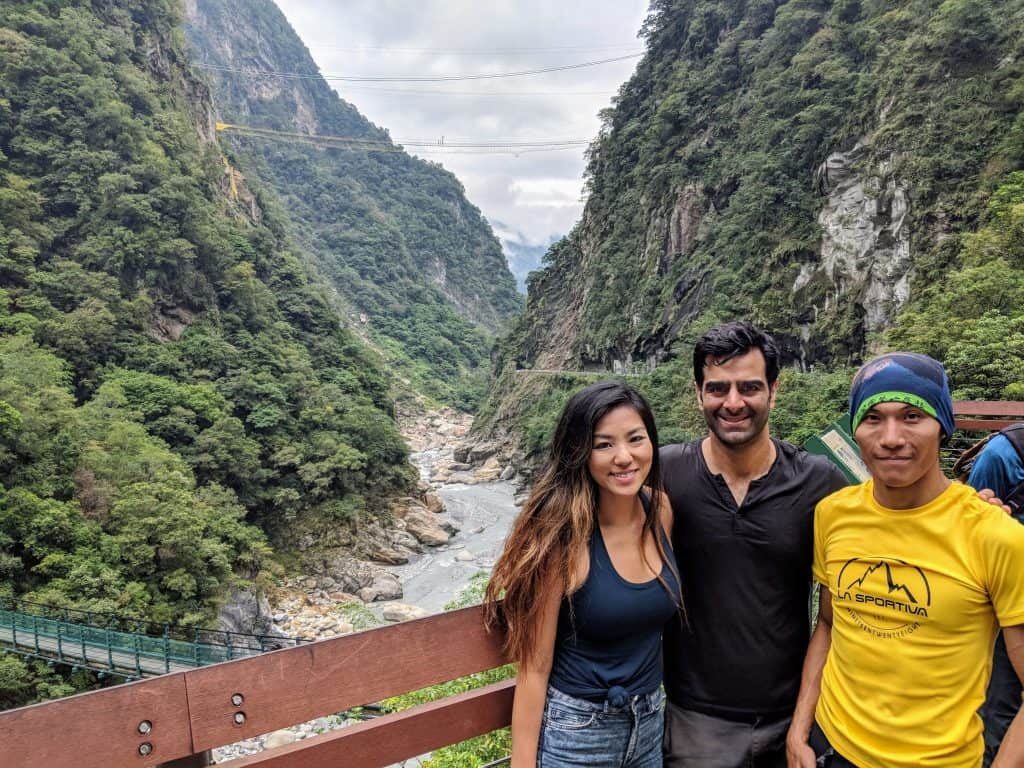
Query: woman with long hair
[{"left": 485, "top": 381, "right": 682, "bottom": 767}]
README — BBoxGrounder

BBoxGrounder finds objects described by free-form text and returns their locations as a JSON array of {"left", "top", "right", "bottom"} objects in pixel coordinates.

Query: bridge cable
[{"left": 194, "top": 52, "right": 643, "bottom": 83}]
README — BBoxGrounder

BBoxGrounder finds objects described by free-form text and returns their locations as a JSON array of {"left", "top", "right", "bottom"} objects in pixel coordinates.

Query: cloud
[
  {"left": 274, "top": 0, "right": 649, "bottom": 244},
  {"left": 510, "top": 178, "right": 584, "bottom": 208}
]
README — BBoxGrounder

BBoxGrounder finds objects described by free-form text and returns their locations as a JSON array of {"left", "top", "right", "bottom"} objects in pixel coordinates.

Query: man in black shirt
[{"left": 661, "top": 321, "right": 847, "bottom": 767}]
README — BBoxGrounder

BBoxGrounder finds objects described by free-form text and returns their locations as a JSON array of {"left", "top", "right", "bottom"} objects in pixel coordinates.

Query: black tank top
[{"left": 548, "top": 497, "right": 681, "bottom": 703}]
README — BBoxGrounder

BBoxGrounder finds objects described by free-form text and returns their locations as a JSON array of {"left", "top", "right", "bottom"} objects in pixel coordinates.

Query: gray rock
[
  {"left": 369, "top": 546, "right": 409, "bottom": 565},
  {"left": 499, "top": 465, "right": 516, "bottom": 481},
  {"left": 324, "top": 553, "right": 406, "bottom": 599},
  {"left": 455, "top": 550, "right": 476, "bottom": 562},
  {"left": 263, "top": 730, "right": 297, "bottom": 749},
  {"left": 217, "top": 587, "right": 286, "bottom": 642},
  {"left": 404, "top": 509, "right": 451, "bottom": 546},
  {"left": 423, "top": 491, "right": 445, "bottom": 514},
  {"left": 468, "top": 443, "right": 499, "bottom": 463},
  {"left": 327, "top": 591, "right": 358, "bottom": 603},
  {"left": 358, "top": 572, "right": 403, "bottom": 602},
  {"left": 389, "top": 530, "right": 422, "bottom": 551},
  {"left": 382, "top": 603, "right": 429, "bottom": 622}
]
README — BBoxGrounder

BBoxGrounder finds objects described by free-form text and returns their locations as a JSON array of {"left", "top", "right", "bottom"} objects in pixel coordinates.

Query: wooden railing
[
  {"left": 0, "top": 604, "right": 513, "bottom": 768},
  {"left": 953, "top": 400, "right": 1024, "bottom": 431}
]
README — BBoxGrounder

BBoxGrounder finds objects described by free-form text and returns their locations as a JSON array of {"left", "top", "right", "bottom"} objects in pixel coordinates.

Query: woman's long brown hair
[{"left": 484, "top": 381, "right": 682, "bottom": 664}]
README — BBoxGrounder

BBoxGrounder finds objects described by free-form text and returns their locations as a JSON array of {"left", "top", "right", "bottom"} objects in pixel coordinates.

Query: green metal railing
[{"left": 0, "top": 596, "right": 309, "bottom": 678}]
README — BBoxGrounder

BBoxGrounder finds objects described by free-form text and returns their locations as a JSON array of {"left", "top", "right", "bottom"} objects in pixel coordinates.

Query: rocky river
[{"left": 212, "top": 409, "right": 522, "bottom": 764}]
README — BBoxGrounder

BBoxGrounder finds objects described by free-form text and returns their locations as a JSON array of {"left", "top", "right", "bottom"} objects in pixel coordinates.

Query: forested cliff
[
  {"left": 475, "top": 0, "right": 1024, "bottom": 459},
  {"left": 0, "top": 0, "right": 419, "bottom": 666},
  {"left": 184, "top": 0, "right": 522, "bottom": 407}
]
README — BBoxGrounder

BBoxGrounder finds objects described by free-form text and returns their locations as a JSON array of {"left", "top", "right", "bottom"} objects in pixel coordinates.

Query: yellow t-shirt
[{"left": 813, "top": 480, "right": 1024, "bottom": 768}]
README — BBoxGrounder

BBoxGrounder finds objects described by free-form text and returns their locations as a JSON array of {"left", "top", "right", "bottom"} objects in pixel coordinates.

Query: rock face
[
  {"left": 801, "top": 143, "right": 912, "bottom": 340},
  {"left": 660, "top": 185, "right": 706, "bottom": 276},
  {"left": 218, "top": 587, "right": 286, "bottom": 641}
]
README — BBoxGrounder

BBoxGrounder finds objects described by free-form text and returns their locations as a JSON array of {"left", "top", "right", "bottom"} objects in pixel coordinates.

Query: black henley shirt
[{"left": 661, "top": 438, "right": 848, "bottom": 721}]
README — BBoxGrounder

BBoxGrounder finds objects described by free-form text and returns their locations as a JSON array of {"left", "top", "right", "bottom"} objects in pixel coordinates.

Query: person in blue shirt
[{"left": 969, "top": 427, "right": 1024, "bottom": 766}]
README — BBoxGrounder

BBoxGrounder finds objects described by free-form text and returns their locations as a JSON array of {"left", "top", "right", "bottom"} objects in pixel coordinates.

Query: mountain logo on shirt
[{"left": 835, "top": 558, "right": 932, "bottom": 637}]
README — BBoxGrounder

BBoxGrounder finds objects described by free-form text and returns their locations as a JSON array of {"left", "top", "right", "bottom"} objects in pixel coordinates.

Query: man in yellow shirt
[{"left": 786, "top": 352, "right": 1024, "bottom": 768}]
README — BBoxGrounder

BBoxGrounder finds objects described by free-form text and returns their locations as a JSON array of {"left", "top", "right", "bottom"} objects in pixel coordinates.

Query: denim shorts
[{"left": 538, "top": 685, "right": 665, "bottom": 767}]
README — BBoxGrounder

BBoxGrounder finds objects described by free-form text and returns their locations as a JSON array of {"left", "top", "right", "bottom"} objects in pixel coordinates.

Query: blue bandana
[{"left": 849, "top": 352, "right": 955, "bottom": 439}]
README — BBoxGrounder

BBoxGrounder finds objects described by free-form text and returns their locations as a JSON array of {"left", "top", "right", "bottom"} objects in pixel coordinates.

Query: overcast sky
[{"left": 274, "top": 0, "right": 650, "bottom": 247}]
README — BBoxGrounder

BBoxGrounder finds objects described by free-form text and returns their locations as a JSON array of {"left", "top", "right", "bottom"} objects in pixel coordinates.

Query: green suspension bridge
[{"left": 0, "top": 596, "right": 309, "bottom": 679}]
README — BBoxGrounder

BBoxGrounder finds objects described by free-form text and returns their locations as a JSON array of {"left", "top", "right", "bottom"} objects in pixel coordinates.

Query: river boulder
[
  {"left": 369, "top": 546, "right": 409, "bottom": 565},
  {"left": 357, "top": 572, "right": 404, "bottom": 603},
  {"left": 382, "top": 603, "right": 428, "bottom": 622},
  {"left": 404, "top": 508, "right": 451, "bottom": 546},
  {"left": 323, "top": 553, "right": 404, "bottom": 601},
  {"left": 423, "top": 490, "right": 444, "bottom": 514}
]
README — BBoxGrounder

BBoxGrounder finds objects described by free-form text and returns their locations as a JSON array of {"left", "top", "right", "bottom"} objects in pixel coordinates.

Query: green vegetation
[
  {"left": 185, "top": 0, "right": 521, "bottom": 409},
  {"left": 0, "top": 0, "right": 417, "bottom": 706},
  {"left": 890, "top": 171, "right": 1024, "bottom": 400},
  {"left": 337, "top": 599, "right": 380, "bottom": 631},
  {"left": 479, "top": 0, "right": 1024, "bottom": 455},
  {"left": 0, "top": 654, "right": 80, "bottom": 710}
]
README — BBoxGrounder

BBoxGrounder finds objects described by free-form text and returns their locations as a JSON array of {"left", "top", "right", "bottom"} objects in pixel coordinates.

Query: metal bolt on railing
[
  {"left": 231, "top": 693, "right": 244, "bottom": 706},
  {"left": 233, "top": 712, "right": 246, "bottom": 726},
  {"left": 138, "top": 720, "right": 152, "bottom": 735},
  {"left": 138, "top": 742, "right": 153, "bottom": 757}
]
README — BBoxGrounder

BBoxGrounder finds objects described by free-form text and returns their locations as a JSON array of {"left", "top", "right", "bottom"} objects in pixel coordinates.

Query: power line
[
  {"left": 195, "top": 52, "right": 643, "bottom": 83},
  {"left": 337, "top": 84, "right": 615, "bottom": 97},
  {"left": 304, "top": 43, "right": 642, "bottom": 55}
]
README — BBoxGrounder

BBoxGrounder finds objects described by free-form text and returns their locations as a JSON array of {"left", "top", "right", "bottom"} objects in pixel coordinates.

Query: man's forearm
[
  {"left": 993, "top": 625, "right": 1024, "bottom": 767},
  {"left": 789, "top": 618, "right": 831, "bottom": 743},
  {"left": 991, "top": 707, "right": 1024, "bottom": 767}
]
